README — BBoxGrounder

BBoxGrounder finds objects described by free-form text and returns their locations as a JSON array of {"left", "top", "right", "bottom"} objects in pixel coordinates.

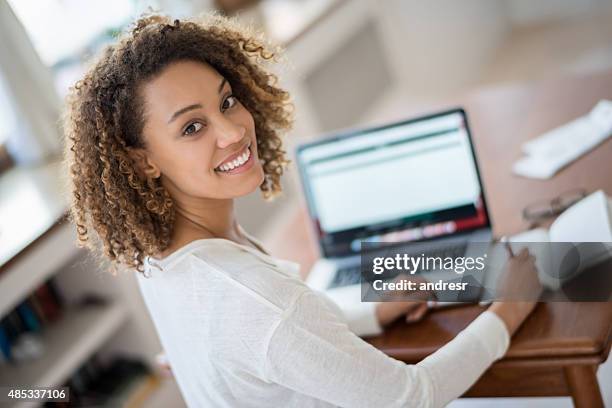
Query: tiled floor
[{"left": 142, "top": 11, "right": 612, "bottom": 408}]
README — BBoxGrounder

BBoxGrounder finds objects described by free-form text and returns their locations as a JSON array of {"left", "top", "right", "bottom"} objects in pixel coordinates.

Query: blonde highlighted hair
[{"left": 63, "top": 13, "right": 293, "bottom": 273}]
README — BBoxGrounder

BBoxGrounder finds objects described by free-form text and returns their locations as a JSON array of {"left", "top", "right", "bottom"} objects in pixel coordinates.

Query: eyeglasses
[{"left": 522, "top": 188, "right": 588, "bottom": 223}]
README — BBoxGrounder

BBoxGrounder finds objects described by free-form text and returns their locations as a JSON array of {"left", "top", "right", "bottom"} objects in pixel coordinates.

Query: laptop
[{"left": 295, "top": 108, "right": 494, "bottom": 303}]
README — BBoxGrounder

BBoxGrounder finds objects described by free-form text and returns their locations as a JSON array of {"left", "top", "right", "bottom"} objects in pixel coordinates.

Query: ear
[{"left": 126, "top": 148, "right": 161, "bottom": 179}]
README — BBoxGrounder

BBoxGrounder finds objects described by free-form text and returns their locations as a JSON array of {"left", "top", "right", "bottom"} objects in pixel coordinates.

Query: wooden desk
[{"left": 268, "top": 70, "right": 612, "bottom": 407}]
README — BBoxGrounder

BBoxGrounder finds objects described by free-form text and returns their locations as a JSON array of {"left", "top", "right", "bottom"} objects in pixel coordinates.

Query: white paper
[
  {"left": 509, "top": 190, "right": 612, "bottom": 289},
  {"left": 513, "top": 100, "right": 612, "bottom": 180}
]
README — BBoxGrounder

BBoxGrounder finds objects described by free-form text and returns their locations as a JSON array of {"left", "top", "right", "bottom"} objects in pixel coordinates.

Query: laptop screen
[{"left": 297, "top": 109, "right": 490, "bottom": 257}]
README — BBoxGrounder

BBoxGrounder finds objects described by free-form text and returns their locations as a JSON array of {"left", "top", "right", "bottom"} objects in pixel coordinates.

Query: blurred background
[{"left": 0, "top": 0, "right": 611, "bottom": 406}]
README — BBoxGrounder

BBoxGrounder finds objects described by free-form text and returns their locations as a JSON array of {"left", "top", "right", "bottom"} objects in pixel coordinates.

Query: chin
[{"left": 226, "top": 166, "right": 266, "bottom": 198}]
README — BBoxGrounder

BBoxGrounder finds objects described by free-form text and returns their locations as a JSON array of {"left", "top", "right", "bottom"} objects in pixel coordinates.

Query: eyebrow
[{"left": 167, "top": 77, "right": 228, "bottom": 124}]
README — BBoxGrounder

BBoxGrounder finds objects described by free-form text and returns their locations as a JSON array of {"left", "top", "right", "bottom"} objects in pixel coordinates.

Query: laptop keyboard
[
  {"left": 329, "top": 264, "right": 362, "bottom": 288},
  {"left": 328, "top": 242, "right": 468, "bottom": 289}
]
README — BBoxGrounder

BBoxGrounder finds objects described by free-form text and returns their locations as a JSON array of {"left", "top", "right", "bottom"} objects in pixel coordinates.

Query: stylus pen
[{"left": 500, "top": 236, "right": 515, "bottom": 258}]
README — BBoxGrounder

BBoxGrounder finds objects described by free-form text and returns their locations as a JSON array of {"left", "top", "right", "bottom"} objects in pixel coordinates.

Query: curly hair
[{"left": 63, "top": 12, "right": 294, "bottom": 274}]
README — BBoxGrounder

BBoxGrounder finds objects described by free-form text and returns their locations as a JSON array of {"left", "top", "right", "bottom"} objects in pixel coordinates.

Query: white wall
[
  {"left": 244, "top": 0, "right": 514, "bottom": 239},
  {"left": 376, "top": 0, "right": 510, "bottom": 98},
  {"left": 505, "top": 0, "right": 612, "bottom": 26},
  {"left": 0, "top": 0, "right": 61, "bottom": 164}
]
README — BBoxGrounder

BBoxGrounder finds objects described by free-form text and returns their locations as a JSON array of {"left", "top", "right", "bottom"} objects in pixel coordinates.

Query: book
[
  {"left": 29, "top": 291, "right": 50, "bottom": 325},
  {"left": 510, "top": 190, "right": 612, "bottom": 289},
  {"left": 33, "top": 281, "right": 62, "bottom": 323},
  {"left": 4, "top": 309, "right": 26, "bottom": 340},
  {"left": 46, "top": 279, "right": 65, "bottom": 307},
  {"left": 17, "top": 300, "right": 42, "bottom": 333},
  {"left": 0, "top": 322, "right": 12, "bottom": 362}
]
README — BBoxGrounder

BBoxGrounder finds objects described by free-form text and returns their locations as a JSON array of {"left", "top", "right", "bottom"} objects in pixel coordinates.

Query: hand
[
  {"left": 156, "top": 352, "right": 173, "bottom": 377},
  {"left": 495, "top": 247, "right": 543, "bottom": 301},
  {"left": 374, "top": 274, "right": 434, "bottom": 327},
  {"left": 489, "top": 248, "right": 543, "bottom": 336},
  {"left": 375, "top": 300, "right": 430, "bottom": 326}
]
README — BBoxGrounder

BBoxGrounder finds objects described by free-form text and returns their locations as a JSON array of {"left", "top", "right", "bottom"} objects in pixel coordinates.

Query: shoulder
[{"left": 184, "top": 242, "right": 311, "bottom": 313}]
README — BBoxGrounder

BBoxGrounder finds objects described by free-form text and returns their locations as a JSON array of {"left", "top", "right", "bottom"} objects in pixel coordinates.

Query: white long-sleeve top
[{"left": 136, "top": 231, "right": 509, "bottom": 408}]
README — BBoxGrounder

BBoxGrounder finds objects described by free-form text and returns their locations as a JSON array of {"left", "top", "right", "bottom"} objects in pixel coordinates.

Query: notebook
[{"left": 509, "top": 190, "right": 612, "bottom": 289}]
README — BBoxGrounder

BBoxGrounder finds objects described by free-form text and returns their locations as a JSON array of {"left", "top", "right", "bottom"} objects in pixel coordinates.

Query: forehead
[{"left": 141, "top": 60, "right": 225, "bottom": 113}]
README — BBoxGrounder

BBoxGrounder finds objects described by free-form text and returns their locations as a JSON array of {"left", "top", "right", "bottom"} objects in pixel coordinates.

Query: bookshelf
[
  {"left": 0, "top": 222, "right": 76, "bottom": 318},
  {"left": 0, "top": 160, "right": 166, "bottom": 406},
  {"left": 0, "top": 304, "right": 126, "bottom": 408}
]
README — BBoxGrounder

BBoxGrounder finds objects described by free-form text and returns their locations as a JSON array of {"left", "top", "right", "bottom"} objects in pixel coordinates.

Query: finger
[
  {"left": 406, "top": 304, "right": 427, "bottom": 323},
  {"left": 517, "top": 248, "right": 530, "bottom": 258},
  {"left": 503, "top": 241, "right": 515, "bottom": 258},
  {"left": 401, "top": 289, "right": 435, "bottom": 303},
  {"left": 411, "top": 275, "right": 431, "bottom": 286},
  {"left": 413, "top": 284, "right": 437, "bottom": 301},
  {"left": 406, "top": 303, "right": 428, "bottom": 323},
  {"left": 389, "top": 276, "right": 435, "bottom": 300}
]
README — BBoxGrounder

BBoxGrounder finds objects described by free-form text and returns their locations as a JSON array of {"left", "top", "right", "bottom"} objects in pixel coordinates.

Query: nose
[{"left": 214, "top": 115, "right": 246, "bottom": 149}]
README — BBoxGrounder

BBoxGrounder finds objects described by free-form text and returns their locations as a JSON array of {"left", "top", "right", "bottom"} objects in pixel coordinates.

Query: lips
[{"left": 215, "top": 142, "right": 252, "bottom": 172}]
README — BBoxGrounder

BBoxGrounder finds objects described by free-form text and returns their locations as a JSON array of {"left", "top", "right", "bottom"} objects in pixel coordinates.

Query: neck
[
  {"left": 175, "top": 197, "right": 238, "bottom": 239},
  {"left": 160, "top": 175, "right": 250, "bottom": 254}
]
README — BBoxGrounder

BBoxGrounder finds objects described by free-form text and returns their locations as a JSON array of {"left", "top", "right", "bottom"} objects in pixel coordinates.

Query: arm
[
  {"left": 264, "top": 249, "right": 542, "bottom": 407},
  {"left": 264, "top": 289, "right": 509, "bottom": 408},
  {"left": 322, "top": 275, "right": 432, "bottom": 337},
  {"left": 321, "top": 287, "right": 429, "bottom": 337},
  {"left": 488, "top": 247, "right": 543, "bottom": 337},
  {"left": 321, "top": 286, "right": 383, "bottom": 337},
  {"left": 323, "top": 244, "right": 541, "bottom": 339}
]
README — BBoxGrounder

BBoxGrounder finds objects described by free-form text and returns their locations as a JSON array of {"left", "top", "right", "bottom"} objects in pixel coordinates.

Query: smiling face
[
  {"left": 65, "top": 14, "right": 294, "bottom": 271},
  {"left": 135, "top": 60, "right": 265, "bottom": 202}
]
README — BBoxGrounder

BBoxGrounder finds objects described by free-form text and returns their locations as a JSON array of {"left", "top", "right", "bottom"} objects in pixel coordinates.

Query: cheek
[
  {"left": 182, "top": 141, "right": 217, "bottom": 176},
  {"left": 242, "top": 111, "right": 259, "bottom": 154},
  {"left": 157, "top": 139, "right": 217, "bottom": 181},
  {"left": 239, "top": 104, "right": 256, "bottom": 133}
]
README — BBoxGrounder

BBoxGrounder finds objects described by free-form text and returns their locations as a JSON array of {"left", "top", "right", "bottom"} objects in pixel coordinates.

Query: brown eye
[
  {"left": 183, "top": 121, "right": 204, "bottom": 136},
  {"left": 222, "top": 95, "right": 237, "bottom": 111}
]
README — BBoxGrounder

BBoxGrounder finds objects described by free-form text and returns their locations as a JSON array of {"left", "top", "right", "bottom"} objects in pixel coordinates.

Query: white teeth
[{"left": 216, "top": 146, "right": 251, "bottom": 172}]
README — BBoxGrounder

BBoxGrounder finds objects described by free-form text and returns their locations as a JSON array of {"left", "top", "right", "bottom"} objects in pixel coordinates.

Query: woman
[{"left": 63, "top": 13, "right": 541, "bottom": 407}]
